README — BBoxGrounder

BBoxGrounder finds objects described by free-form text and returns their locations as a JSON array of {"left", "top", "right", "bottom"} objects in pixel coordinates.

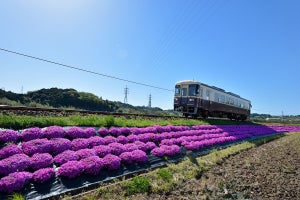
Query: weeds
[
  {"left": 124, "top": 176, "right": 151, "bottom": 195},
  {"left": 157, "top": 168, "right": 173, "bottom": 181},
  {"left": 7, "top": 193, "right": 24, "bottom": 200}
]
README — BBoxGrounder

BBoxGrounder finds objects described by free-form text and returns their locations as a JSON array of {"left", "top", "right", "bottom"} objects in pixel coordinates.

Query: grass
[
  {"left": 7, "top": 193, "right": 25, "bottom": 200},
  {"left": 0, "top": 112, "right": 258, "bottom": 130},
  {"left": 69, "top": 133, "right": 289, "bottom": 200},
  {"left": 123, "top": 176, "right": 151, "bottom": 195}
]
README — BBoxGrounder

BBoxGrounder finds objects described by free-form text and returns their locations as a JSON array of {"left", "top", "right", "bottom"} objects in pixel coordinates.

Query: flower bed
[{"left": 0, "top": 124, "right": 299, "bottom": 194}]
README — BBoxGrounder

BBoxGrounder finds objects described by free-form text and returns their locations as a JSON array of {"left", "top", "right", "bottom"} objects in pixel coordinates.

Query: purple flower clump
[
  {"left": 150, "top": 147, "right": 165, "bottom": 157},
  {"left": 144, "top": 142, "right": 157, "bottom": 151},
  {"left": 109, "top": 127, "right": 121, "bottom": 137},
  {"left": 131, "top": 150, "right": 147, "bottom": 163},
  {"left": 97, "top": 127, "right": 109, "bottom": 136},
  {"left": 162, "top": 145, "right": 181, "bottom": 156},
  {"left": 108, "top": 142, "right": 126, "bottom": 155},
  {"left": 0, "top": 129, "right": 19, "bottom": 143},
  {"left": 33, "top": 168, "right": 55, "bottom": 183},
  {"left": 50, "top": 138, "right": 72, "bottom": 155},
  {"left": 119, "top": 152, "right": 133, "bottom": 164},
  {"left": 103, "top": 154, "right": 121, "bottom": 170},
  {"left": 20, "top": 127, "right": 43, "bottom": 141},
  {"left": 93, "top": 145, "right": 111, "bottom": 157},
  {"left": 103, "top": 136, "right": 117, "bottom": 144},
  {"left": 119, "top": 127, "right": 131, "bottom": 136},
  {"left": 131, "top": 128, "right": 141, "bottom": 135},
  {"left": 137, "top": 133, "right": 156, "bottom": 143},
  {"left": 30, "top": 153, "right": 53, "bottom": 170},
  {"left": 42, "top": 126, "right": 66, "bottom": 139},
  {"left": 53, "top": 150, "right": 79, "bottom": 165},
  {"left": 71, "top": 138, "right": 89, "bottom": 151},
  {"left": 83, "top": 128, "right": 97, "bottom": 138},
  {"left": 117, "top": 135, "right": 128, "bottom": 144},
  {"left": 0, "top": 171, "right": 32, "bottom": 193},
  {"left": 0, "top": 153, "right": 31, "bottom": 175},
  {"left": 87, "top": 136, "right": 105, "bottom": 148},
  {"left": 123, "top": 143, "right": 139, "bottom": 152},
  {"left": 134, "top": 141, "right": 147, "bottom": 152},
  {"left": 21, "top": 138, "right": 53, "bottom": 156},
  {"left": 75, "top": 148, "right": 96, "bottom": 159},
  {"left": 66, "top": 127, "right": 85, "bottom": 139},
  {"left": 57, "top": 160, "right": 84, "bottom": 179},
  {"left": 81, "top": 156, "right": 105, "bottom": 175},
  {"left": 0, "top": 144, "right": 22, "bottom": 159},
  {"left": 127, "top": 134, "right": 139, "bottom": 143}
]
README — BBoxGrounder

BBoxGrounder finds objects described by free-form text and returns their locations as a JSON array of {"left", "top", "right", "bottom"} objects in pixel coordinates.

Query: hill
[{"left": 0, "top": 88, "right": 176, "bottom": 115}]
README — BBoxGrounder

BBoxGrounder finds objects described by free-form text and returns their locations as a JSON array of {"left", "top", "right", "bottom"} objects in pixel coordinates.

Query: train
[{"left": 173, "top": 80, "right": 251, "bottom": 120}]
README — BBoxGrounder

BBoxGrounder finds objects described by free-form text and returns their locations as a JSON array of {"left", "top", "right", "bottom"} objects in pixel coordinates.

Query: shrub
[
  {"left": 157, "top": 168, "right": 172, "bottom": 181},
  {"left": 125, "top": 176, "right": 151, "bottom": 195}
]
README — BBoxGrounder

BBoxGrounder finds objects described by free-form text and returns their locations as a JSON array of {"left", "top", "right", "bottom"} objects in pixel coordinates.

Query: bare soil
[{"left": 134, "top": 133, "right": 300, "bottom": 200}]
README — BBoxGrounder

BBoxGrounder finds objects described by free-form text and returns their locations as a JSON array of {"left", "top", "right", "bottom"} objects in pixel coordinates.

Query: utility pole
[
  {"left": 281, "top": 111, "right": 284, "bottom": 122},
  {"left": 124, "top": 86, "right": 129, "bottom": 104},
  {"left": 148, "top": 94, "right": 152, "bottom": 108}
]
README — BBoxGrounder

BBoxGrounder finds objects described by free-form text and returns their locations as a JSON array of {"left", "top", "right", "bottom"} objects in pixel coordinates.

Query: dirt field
[{"left": 139, "top": 133, "right": 300, "bottom": 200}]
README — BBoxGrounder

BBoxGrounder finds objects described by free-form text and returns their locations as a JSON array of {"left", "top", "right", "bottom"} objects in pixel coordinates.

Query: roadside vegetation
[{"left": 0, "top": 113, "right": 256, "bottom": 130}]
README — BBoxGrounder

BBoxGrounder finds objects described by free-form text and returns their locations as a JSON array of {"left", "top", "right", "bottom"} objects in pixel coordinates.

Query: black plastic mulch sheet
[{"left": 0, "top": 132, "right": 284, "bottom": 200}]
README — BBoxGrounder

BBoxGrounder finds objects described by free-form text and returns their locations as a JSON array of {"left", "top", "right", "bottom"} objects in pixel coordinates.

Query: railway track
[{"left": 0, "top": 105, "right": 184, "bottom": 119}]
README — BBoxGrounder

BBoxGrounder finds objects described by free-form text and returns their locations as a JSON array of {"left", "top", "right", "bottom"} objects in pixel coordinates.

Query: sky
[{"left": 0, "top": 0, "right": 299, "bottom": 116}]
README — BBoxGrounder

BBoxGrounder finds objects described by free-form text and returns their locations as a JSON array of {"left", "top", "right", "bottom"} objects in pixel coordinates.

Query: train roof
[{"left": 175, "top": 80, "right": 250, "bottom": 102}]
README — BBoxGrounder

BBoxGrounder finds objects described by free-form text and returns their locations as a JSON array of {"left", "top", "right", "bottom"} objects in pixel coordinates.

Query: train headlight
[
  {"left": 175, "top": 98, "right": 178, "bottom": 101},
  {"left": 189, "top": 98, "right": 194, "bottom": 101}
]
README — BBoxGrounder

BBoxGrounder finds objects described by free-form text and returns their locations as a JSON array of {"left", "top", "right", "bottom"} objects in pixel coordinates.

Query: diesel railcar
[{"left": 174, "top": 80, "right": 251, "bottom": 120}]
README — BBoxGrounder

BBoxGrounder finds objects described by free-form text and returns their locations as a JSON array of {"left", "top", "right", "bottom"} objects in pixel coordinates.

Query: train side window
[
  {"left": 175, "top": 85, "right": 180, "bottom": 96},
  {"left": 206, "top": 90, "right": 210, "bottom": 100},
  {"left": 234, "top": 99, "right": 238, "bottom": 106},
  {"left": 221, "top": 95, "right": 225, "bottom": 103},
  {"left": 199, "top": 87, "right": 203, "bottom": 97},
  {"left": 182, "top": 88, "right": 187, "bottom": 96},
  {"left": 230, "top": 98, "right": 234, "bottom": 105},
  {"left": 214, "top": 93, "right": 220, "bottom": 102},
  {"left": 225, "top": 96, "right": 229, "bottom": 104}
]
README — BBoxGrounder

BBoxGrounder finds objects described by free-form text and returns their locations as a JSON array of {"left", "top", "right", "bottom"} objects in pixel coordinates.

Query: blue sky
[{"left": 0, "top": 0, "right": 299, "bottom": 115}]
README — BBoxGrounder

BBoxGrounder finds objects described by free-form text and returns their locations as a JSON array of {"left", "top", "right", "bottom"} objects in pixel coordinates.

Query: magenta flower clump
[
  {"left": 30, "top": 153, "right": 53, "bottom": 170},
  {"left": 0, "top": 171, "right": 32, "bottom": 193},
  {"left": 0, "top": 144, "right": 22, "bottom": 159},
  {"left": 32, "top": 168, "right": 55, "bottom": 183},
  {"left": 53, "top": 150, "right": 79, "bottom": 166},
  {"left": 57, "top": 160, "right": 84, "bottom": 179},
  {"left": 0, "top": 129, "right": 19, "bottom": 143},
  {"left": 81, "top": 156, "right": 105, "bottom": 175},
  {"left": 20, "top": 127, "right": 43, "bottom": 141},
  {"left": 42, "top": 126, "right": 66, "bottom": 139}
]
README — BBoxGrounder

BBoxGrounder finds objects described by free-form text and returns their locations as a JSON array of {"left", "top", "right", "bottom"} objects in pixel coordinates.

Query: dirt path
[{"left": 140, "top": 133, "right": 300, "bottom": 200}]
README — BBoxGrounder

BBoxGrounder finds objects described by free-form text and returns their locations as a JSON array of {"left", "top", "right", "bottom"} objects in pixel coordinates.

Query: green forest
[{"left": 0, "top": 88, "right": 173, "bottom": 115}]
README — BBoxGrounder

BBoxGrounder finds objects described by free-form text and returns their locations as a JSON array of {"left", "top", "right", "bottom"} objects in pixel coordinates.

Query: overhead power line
[{"left": 0, "top": 47, "right": 174, "bottom": 92}]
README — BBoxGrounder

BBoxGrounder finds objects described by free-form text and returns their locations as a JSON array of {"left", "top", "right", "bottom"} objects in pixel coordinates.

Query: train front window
[
  {"left": 182, "top": 88, "right": 187, "bottom": 96},
  {"left": 175, "top": 85, "right": 180, "bottom": 96},
  {"left": 188, "top": 84, "right": 199, "bottom": 96}
]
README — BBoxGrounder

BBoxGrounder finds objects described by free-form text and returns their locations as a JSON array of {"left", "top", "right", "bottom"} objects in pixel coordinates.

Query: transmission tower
[
  {"left": 124, "top": 86, "right": 129, "bottom": 104},
  {"left": 148, "top": 94, "right": 152, "bottom": 108}
]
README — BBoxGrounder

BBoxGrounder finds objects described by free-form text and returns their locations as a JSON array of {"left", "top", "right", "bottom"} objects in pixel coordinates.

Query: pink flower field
[{"left": 0, "top": 124, "right": 299, "bottom": 194}]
